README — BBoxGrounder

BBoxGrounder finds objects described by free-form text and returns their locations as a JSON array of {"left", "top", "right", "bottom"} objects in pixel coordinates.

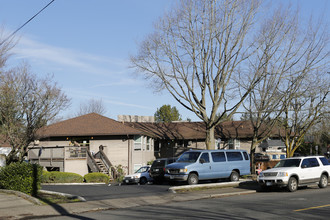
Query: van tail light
[{"left": 163, "top": 168, "right": 165, "bottom": 172}]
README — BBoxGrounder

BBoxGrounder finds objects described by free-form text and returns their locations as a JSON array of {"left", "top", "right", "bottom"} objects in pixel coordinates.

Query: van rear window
[
  {"left": 211, "top": 152, "right": 226, "bottom": 162},
  {"left": 226, "top": 152, "right": 243, "bottom": 161},
  {"left": 243, "top": 152, "right": 249, "bottom": 160}
]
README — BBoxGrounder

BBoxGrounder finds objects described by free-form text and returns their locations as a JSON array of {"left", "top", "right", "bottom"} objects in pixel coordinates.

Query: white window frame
[
  {"left": 134, "top": 135, "right": 142, "bottom": 151},
  {"left": 146, "top": 137, "right": 151, "bottom": 151},
  {"left": 133, "top": 164, "right": 142, "bottom": 172},
  {"left": 228, "top": 139, "right": 240, "bottom": 149}
]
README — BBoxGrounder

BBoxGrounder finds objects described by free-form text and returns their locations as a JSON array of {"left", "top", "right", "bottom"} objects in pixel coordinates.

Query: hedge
[
  {"left": 0, "top": 162, "right": 43, "bottom": 196},
  {"left": 84, "top": 173, "right": 109, "bottom": 183},
  {"left": 42, "top": 171, "right": 84, "bottom": 183}
]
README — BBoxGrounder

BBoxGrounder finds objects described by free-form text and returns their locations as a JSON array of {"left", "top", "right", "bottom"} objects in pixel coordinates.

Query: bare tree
[
  {"left": 0, "top": 63, "right": 70, "bottom": 163},
  {"left": 240, "top": 6, "right": 329, "bottom": 169},
  {"left": 281, "top": 71, "right": 329, "bottom": 157},
  {"left": 0, "top": 27, "right": 16, "bottom": 69},
  {"left": 76, "top": 98, "right": 107, "bottom": 116},
  {"left": 131, "top": 0, "right": 264, "bottom": 149}
]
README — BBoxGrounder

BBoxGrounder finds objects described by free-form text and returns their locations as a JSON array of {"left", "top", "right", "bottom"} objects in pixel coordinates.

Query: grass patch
[
  {"left": 37, "top": 192, "right": 82, "bottom": 204},
  {"left": 176, "top": 185, "right": 233, "bottom": 193}
]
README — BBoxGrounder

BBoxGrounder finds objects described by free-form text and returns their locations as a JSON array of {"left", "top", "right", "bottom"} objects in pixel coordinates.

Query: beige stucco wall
[
  {"left": 90, "top": 139, "right": 130, "bottom": 174},
  {"left": 64, "top": 159, "right": 88, "bottom": 176},
  {"left": 131, "top": 140, "right": 155, "bottom": 174},
  {"left": 239, "top": 141, "right": 252, "bottom": 153}
]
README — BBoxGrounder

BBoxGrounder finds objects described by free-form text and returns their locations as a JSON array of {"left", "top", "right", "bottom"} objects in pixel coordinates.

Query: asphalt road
[
  {"left": 39, "top": 184, "right": 330, "bottom": 219},
  {"left": 42, "top": 183, "right": 171, "bottom": 201}
]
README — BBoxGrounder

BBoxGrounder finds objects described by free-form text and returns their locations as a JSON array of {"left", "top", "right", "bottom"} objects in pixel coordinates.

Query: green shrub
[
  {"left": 41, "top": 171, "right": 83, "bottom": 183},
  {"left": 0, "top": 162, "right": 42, "bottom": 196},
  {"left": 84, "top": 173, "right": 109, "bottom": 183},
  {"left": 115, "top": 165, "right": 125, "bottom": 183}
]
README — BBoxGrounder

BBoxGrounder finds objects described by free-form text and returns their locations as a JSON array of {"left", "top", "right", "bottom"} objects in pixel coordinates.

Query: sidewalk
[{"left": 0, "top": 181, "right": 257, "bottom": 219}]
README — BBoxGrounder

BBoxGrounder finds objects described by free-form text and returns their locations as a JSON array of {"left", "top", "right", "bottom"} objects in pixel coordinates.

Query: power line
[{"left": 0, "top": 0, "right": 56, "bottom": 46}]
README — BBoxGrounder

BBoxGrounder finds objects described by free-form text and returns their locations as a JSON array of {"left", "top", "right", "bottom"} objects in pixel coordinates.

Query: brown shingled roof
[
  {"left": 125, "top": 121, "right": 207, "bottom": 140},
  {"left": 37, "top": 113, "right": 143, "bottom": 139},
  {"left": 127, "top": 120, "right": 282, "bottom": 140}
]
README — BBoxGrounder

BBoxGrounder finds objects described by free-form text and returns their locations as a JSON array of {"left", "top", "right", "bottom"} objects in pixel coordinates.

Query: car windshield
[
  {"left": 177, "top": 152, "right": 201, "bottom": 163},
  {"left": 135, "top": 167, "right": 148, "bottom": 173},
  {"left": 274, "top": 159, "right": 301, "bottom": 168}
]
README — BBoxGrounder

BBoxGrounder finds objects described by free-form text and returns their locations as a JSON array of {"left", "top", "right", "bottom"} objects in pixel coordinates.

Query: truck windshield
[
  {"left": 177, "top": 152, "right": 201, "bottom": 163},
  {"left": 274, "top": 159, "right": 301, "bottom": 168}
]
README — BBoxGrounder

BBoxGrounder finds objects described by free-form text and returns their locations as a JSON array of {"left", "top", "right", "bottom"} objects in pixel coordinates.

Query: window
[
  {"left": 211, "top": 152, "right": 226, "bottom": 162},
  {"left": 69, "top": 147, "right": 87, "bottom": 158},
  {"left": 135, "top": 166, "right": 149, "bottom": 173},
  {"left": 200, "top": 153, "right": 210, "bottom": 163},
  {"left": 134, "top": 135, "right": 142, "bottom": 151},
  {"left": 301, "top": 159, "right": 311, "bottom": 168},
  {"left": 177, "top": 152, "right": 201, "bottom": 163},
  {"left": 243, "top": 152, "right": 249, "bottom": 160},
  {"left": 142, "top": 136, "right": 146, "bottom": 151},
  {"left": 133, "top": 164, "right": 142, "bottom": 172},
  {"left": 146, "top": 137, "right": 151, "bottom": 151},
  {"left": 275, "top": 159, "right": 301, "bottom": 168},
  {"left": 228, "top": 139, "right": 240, "bottom": 149},
  {"left": 226, "top": 152, "right": 243, "bottom": 161},
  {"left": 320, "top": 157, "right": 330, "bottom": 166},
  {"left": 280, "top": 155, "right": 286, "bottom": 159},
  {"left": 308, "top": 158, "right": 319, "bottom": 167}
]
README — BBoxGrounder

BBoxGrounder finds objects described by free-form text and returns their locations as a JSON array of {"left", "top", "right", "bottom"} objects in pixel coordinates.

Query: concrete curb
[
  {"left": 39, "top": 190, "right": 86, "bottom": 202},
  {"left": 41, "top": 182, "right": 107, "bottom": 186},
  {"left": 168, "top": 180, "right": 252, "bottom": 193}
]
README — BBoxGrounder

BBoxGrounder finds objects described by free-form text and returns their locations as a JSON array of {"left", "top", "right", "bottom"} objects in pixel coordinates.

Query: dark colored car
[{"left": 150, "top": 157, "right": 176, "bottom": 183}]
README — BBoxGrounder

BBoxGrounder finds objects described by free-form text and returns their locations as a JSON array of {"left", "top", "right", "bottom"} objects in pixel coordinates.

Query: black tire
[
  {"left": 187, "top": 173, "right": 198, "bottom": 185},
  {"left": 318, "top": 174, "right": 328, "bottom": 188},
  {"left": 259, "top": 184, "right": 270, "bottom": 192},
  {"left": 139, "top": 177, "right": 147, "bottom": 185},
  {"left": 287, "top": 177, "right": 298, "bottom": 192},
  {"left": 230, "top": 171, "right": 239, "bottom": 182},
  {"left": 153, "top": 177, "right": 161, "bottom": 184}
]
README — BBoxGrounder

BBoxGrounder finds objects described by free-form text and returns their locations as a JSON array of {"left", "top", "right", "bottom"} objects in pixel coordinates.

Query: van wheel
[
  {"left": 318, "top": 174, "right": 328, "bottom": 188},
  {"left": 287, "top": 177, "right": 298, "bottom": 192},
  {"left": 140, "top": 177, "right": 147, "bottom": 185},
  {"left": 188, "top": 173, "right": 198, "bottom": 185},
  {"left": 230, "top": 171, "right": 239, "bottom": 182}
]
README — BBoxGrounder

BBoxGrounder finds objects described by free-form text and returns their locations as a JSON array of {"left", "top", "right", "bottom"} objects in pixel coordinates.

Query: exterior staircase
[
  {"left": 94, "top": 158, "right": 109, "bottom": 175},
  {"left": 87, "top": 146, "right": 118, "bottom": 180}
]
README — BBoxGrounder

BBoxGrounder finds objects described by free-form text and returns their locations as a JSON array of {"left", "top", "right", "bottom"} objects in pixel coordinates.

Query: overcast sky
[{"left": 0, "top": 0, "right": 328, "bottom": 121}]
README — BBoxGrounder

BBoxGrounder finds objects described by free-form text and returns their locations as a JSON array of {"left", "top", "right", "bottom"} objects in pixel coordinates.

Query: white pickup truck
[{"left": 257, "top": 156, "right": 330, "bottom": 192}]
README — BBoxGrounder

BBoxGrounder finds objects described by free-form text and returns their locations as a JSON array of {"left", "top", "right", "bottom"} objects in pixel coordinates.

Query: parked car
[
  {"left": 150, "top": 157, "right": 177, "bottom": 183},
  {"left": 123, "top": 165, "right": 152, "bottom": 185},
  {"left": 258, "top": 156, "right": 330, "bottom": 192},
  {"left": 165, "top": 149, "right": 250, "bottom": 185}
]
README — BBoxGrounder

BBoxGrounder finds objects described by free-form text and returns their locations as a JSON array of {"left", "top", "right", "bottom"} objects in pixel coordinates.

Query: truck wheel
[
  {"left": 259, "top": 184, "right": 270, "bottom": 192},
  {"left": 140, "top": 177, "right": 147, "bottom": 185},
  {"left": 287, "top": 177, "right": 298, "bottom": 192},
  {"left": 187, "top": 173, "right": 198, "bottom": 185},
  {"left": 230, "top": 171, "right": 239, "bottom": 182},
  {"left": 318, "top": 174, "right": 328, "bottom": 188}
]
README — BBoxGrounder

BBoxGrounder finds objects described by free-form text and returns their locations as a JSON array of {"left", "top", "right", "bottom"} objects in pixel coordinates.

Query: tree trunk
[
  {"left": 205, "top": 126, "right": 215, "bottom": 150},
  {"left": 250, "top": 137, "right": 258, "bottom": 174}
]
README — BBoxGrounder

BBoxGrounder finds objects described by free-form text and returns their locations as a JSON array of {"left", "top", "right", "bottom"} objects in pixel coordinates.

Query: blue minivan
[{"left": 164, "top": 149, "right": 250, "bottom": 185}]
